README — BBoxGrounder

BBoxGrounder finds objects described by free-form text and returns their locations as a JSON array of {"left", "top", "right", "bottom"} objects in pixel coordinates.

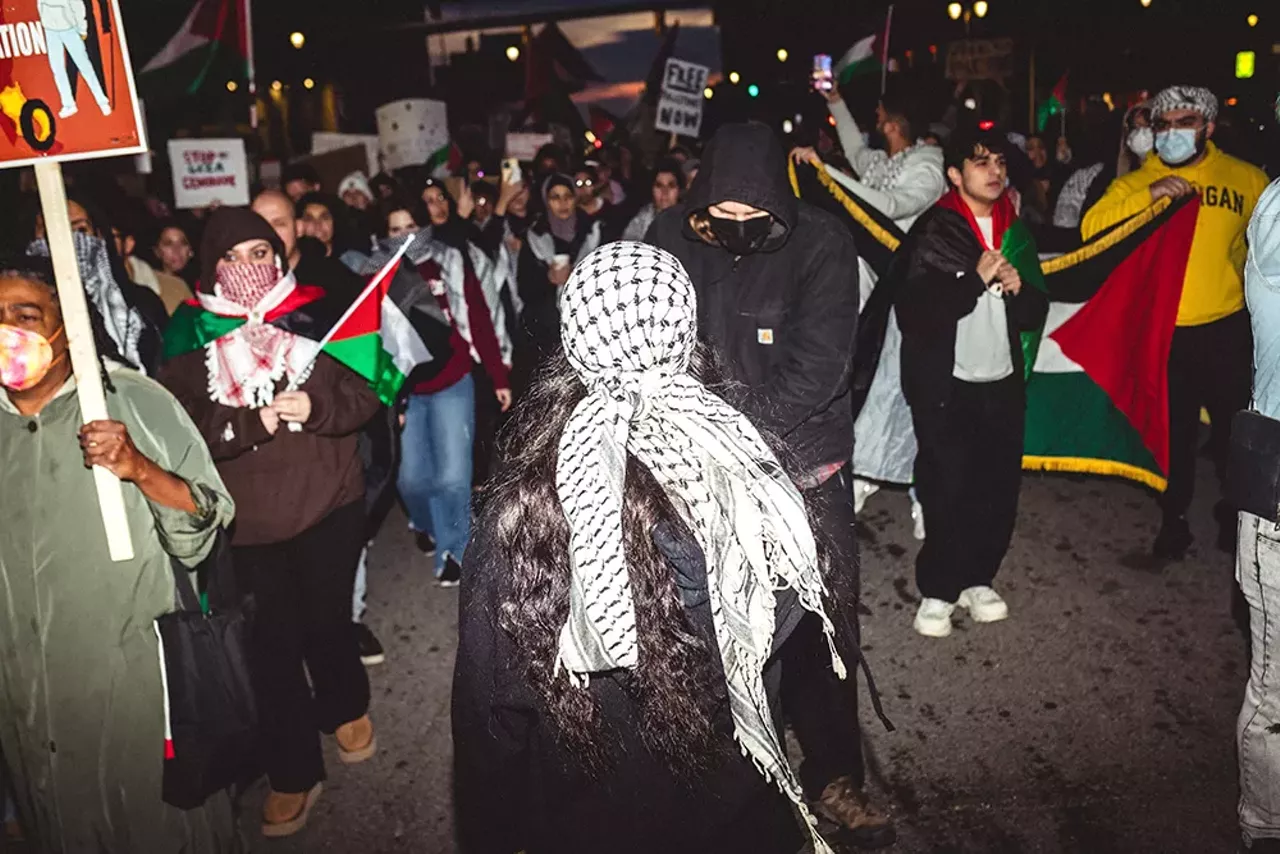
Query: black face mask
[{"left": 706, "top": 213, "right": 774, "bottom": 256}]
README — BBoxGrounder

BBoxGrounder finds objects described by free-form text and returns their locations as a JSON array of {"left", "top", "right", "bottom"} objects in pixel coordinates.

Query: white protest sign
[
  {"left": 312, "top": 132, "right": 380, "bottom": 176},
  {"left": 167, "top": 139, "right": 250, "bottom": 209},
  {"left": 505, "top": 132, "right": 554, "bottom": 162},
  {"left": 656, "top": 58, "right": 709, "bottom": 138},
  {"left": 377, "top": 99, "right": 449, "bottom": 172}
]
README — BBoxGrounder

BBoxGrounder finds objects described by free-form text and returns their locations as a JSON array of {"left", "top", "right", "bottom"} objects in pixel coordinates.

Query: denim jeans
[
  {"left": 1238, "top": 511, "right": 1280, "bottom": 844},
  {"left": 45, "top": 27, "right": 109, "bottom": 113},
  {"left": 398, "top": 375, "right": 475, "bottom": 573}
]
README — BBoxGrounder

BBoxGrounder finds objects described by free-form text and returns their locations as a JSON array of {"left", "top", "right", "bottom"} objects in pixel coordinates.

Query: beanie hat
[
  {"left": 1149, "top": 85, "right": 1218, "bottom": 123},
  {"left": 337, "top": 171, "right": 374, "bottom": 202}
]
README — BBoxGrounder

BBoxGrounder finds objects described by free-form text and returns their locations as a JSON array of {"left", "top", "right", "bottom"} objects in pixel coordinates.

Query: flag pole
[
  {"left": 243, "top": 0, "right": 257, "bottom": 129},
  {"left": 880, "top": 4, "right": 894, "bottom": 96}
]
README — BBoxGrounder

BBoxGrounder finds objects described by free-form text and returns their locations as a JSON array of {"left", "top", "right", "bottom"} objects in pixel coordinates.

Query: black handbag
[
  {"left": 156, "top": 532, "right": 260, "bottom": 809},
  {"left": 1225, "top": 410, "right": 1280, "bottom": 525}
]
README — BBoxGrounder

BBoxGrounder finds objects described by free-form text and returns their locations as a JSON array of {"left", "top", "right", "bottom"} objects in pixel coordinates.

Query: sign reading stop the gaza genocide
[
  {"left": 168, "top": 138, "right": 250, "bottom": 209},
  {"left": 656, "top": 57, "right": 709, "bottom": 138},
  {"left": 0, "top": 0, "right": 146, "bottom": 168}
]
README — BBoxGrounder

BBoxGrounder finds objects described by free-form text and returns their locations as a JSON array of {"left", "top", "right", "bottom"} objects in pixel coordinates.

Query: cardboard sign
[
  {"left": 297, "top": 144, "right": 369, "bottom": 195},
  {"left": 945, "top": 38, "right": 1016, "bottom": 82},
  {"left": 656, "top": 58, "right": 709, "bottom": 137},
  {"left": 167, "top": 139, "right": 250, "bottom": 209},
  {"left": 312, "top": 131, "right": 379, "bottom": 176},
  {"left": 0, "top": 0, "right": 146, "bottom": 169},
  {"left": 376, "top": 98, "right": 448, "bottom": 172},
  {"left": 504, "top": 132, "right": 554, "bottom": 162}
]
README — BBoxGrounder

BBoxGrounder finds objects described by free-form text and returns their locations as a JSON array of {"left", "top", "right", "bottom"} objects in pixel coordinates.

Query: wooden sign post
[
  {"left": 0, "top": 0, "right": 148, "bottom": 561},
  {"left": 34, "top": 162, "right": 134, "bottom": 561}
]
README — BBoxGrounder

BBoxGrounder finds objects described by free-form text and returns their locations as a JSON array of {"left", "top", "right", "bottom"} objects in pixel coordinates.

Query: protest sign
[
  {"left": 0, "top": 0, "right": 146, "bottom": 168},
  {"left": 312, "top": 131, "right": 379, "bottom": 176},
  {"left": 167, "top": 139, "right": 250, "bottom": 209},
  {"left": 0, "top": 0, "right": 148, "bottom": 561},
  {"left": 655, "top": 58, "right": 709, "bottom": 138},
  {"left": 505, "top": 132, "right": 554, "bottom": 162},
  {"left": 945, "top": 38, "right": 1016, "bottom": 82},
  {"left": 377, "top": 99, "right": 448, "bottom": 172}
]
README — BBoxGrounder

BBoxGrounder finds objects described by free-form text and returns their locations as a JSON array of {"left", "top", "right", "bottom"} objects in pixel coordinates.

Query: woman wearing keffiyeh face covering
[
  {"left": 158, "top": 208, "right": 381, "bottom": 839},
  {"left": 453, "top": 241, "right": 850, "bottom": 854}
]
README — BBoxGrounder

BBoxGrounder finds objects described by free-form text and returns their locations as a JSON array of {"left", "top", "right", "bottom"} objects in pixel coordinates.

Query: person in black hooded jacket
[{"left": 645, "top": 122, "right": 895, "bottom": 848}]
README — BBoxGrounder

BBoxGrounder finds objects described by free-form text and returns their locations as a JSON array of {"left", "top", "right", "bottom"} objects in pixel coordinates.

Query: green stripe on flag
[
  {"left": 323, "top": 333, "right": 407, "bottom": 406},
  {"left": 1023, "top": 371, "right": 1164, "bottom": 490}
]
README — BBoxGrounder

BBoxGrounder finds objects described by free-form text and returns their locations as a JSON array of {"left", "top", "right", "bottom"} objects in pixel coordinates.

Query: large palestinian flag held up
[
  {"left": 790, "top": 160, "right": 1199, "bottom": 493},
  {"left": 1024, "top": 196, "right": 1199, "bottom": 490},
  {"left": 164, "top": 240, "right": 431, "bottom": 405}
]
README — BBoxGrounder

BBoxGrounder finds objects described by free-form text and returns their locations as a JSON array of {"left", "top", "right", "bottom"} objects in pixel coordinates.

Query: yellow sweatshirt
[{"left": 1082, "top": 142, "right": 1269, "bottom": 327}]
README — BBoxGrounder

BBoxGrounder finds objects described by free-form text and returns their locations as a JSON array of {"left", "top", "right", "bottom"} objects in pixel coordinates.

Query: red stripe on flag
[{"left": 1050, "top": 199, "right": 1200, "bottom": 475}]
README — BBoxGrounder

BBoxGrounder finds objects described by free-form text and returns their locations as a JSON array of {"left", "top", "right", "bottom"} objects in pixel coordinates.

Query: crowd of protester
[{"left": 2, "top": 70, "right": 1280, "bottom": 854}]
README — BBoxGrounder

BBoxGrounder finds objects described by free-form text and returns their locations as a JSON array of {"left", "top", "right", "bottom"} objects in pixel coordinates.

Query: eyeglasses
[{"left": 1153, "top": 115, "right": 1204, "bottom": 132}]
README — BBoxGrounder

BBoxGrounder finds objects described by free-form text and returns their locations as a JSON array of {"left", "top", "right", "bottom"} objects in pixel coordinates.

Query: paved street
[{"left": 247, "top": 457, "right": 1247, "bottom": 853}]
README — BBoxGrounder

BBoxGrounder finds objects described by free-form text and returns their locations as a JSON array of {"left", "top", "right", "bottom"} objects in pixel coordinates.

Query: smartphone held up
[{"left": 812, "top": 54, "right": 834, "bottom": 93}]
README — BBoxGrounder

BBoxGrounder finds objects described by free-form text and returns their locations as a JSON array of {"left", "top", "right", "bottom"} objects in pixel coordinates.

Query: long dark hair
[{"left": 483, "top": 347, "right": 854, "bottom": 776}]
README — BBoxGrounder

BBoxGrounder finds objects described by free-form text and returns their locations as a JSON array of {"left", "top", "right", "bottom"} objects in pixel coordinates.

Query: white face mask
[{"left": 1127, "top": 127, "right": 1154, "bottom": 157}]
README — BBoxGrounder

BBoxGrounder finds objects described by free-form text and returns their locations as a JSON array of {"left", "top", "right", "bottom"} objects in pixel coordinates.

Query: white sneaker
[
  {"left": 913, "top": 598, "right": 955, "bottom": 637},
  {"left": 910, "top": 498, "right": 926, "bottom": 540},
  {"left": 852, "top": 479, "right": 880, "bottom": 515},
  {"left": 957, "top": 586, "right": 1009, "bottom": 623},
  {"left": 98, "top": 101, "right": 112, "bottom": 117},
  {"left": 58, "top": 104, "right": 77, "bottom": 119}
]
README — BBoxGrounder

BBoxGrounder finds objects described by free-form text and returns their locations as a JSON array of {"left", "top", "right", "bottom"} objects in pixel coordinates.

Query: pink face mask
[{"left": 0, "top": 324, "right": 64, "bottom": 392}]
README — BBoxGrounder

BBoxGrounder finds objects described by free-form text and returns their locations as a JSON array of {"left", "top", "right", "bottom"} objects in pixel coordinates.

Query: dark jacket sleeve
[
  {"left": 517, "top": 239, "right": 560, "bottom": 353},
  {"left": 453, "top": 521, "right": 535, "bottom": 854},
  {"left": 303, "top": 354, "right": 382, "bottom": 438},
  {"left": 894, "top": 214, "right": 988, "bottom": 338},
  {"left": 157, "top": 350, "right": 274, "bottom": 461},
  {"left": 472, "top": 216, "right": 505, "bottom": 260},
  {"left": 1008, "top": 279, "right": 1050, "bottom": 331},
  {"left": 743, "top": 222, "right": 860, "bottom": 441}
]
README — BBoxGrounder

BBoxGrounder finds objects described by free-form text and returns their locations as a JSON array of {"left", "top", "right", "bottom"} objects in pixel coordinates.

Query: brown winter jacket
[{"left": 160, "top": 351, "right": 380, "bottom": 546}]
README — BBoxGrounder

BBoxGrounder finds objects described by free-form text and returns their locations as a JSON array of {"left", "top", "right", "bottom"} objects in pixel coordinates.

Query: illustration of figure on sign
[{"left": 39, "top": 0, "right": 111, "bottom": 118}]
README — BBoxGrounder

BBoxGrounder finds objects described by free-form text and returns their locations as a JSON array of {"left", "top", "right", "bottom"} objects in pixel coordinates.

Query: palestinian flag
[
  {"left": 139, "top": 0, "right": 249, "bottom": 97},
  {"left": 1037, "top": 73, "right": 1069, "bottom": 132},
  {"left": 835, "top": 33, "right": 883, "bottom": 85},
  {"left": 1023, "top": 195, "right": 1199, "bottom": 491},
  {"left": 164, "top": 241, "right": 431, "bottom": 405},
  {"left": 427, "top": 141, "right": 464, "bottom": 180},
  {"left": 791, "top": 159, "right": 1200, "bottom": 493}
]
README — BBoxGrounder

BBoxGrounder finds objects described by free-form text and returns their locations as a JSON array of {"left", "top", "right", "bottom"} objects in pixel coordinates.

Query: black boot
[{"left": 1153, "top": 516, "right": 1193, "bottom": 560}]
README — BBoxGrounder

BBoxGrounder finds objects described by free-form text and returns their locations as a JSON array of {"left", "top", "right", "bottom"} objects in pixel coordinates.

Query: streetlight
[
  {"left": 728, "top": 71, "right": 741, "bottom": 84},
  {"left": 703, "top": 86, "right": 714, "bottom": 99},
  {"left": 303, "top": 77, "right": 315, "bottom": 90},
  {"left": 747, "top": 83, "right": 760, "bottom": 97},
  {"left": 948, "top": 3, "right": 989, "bottom": 34},
  {"left": 1140, "top": 0, "right": 1152, "bottom": 6},
  {"left": 271, "top": 80, "right": 283, "bottom": 93},
  {"left": 506, "top": 45, "right": 520, "bottom": 61},
  {"left": 782, "top": 118, "right": 794, "bottom": 134},
  {"left": 226, "top": 80, "right": 238, "bottom": 92},
  {"left": 776, "top": 48, "right": 789, "bottom": 62},
  {"left": 963, "top": 97, "right": 977, "bottom": 109},
  {"left": 1247, "top": 13, "right": 1259, "bottom": 26},
  {"left": 289, "top": 31, "right": 305, "bottom": 50}
]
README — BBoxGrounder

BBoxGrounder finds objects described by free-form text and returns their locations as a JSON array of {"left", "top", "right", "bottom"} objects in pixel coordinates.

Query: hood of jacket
[{"left": 682, "top": 123, "right": 798, "bottom": 251}]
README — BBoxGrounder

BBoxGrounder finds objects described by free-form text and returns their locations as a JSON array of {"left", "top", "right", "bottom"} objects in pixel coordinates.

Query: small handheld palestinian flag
[{"left": 164, "top": 239, "right": 431, "bottom": 406}]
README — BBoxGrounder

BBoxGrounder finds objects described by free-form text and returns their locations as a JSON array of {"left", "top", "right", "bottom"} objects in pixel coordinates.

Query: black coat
[
  {"left": 646, "top": 123, "right": 860, "bottom": 477},
  {"left": 893, "top": 205, "right": 1049, "bottom": 411},
  {"left": 452, "top": 509, "right": 804, "bottom": 854}
]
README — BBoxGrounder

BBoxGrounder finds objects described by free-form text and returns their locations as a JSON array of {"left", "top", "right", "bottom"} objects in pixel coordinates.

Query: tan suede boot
[
  {"left": 335, "top": 714, "right": 377, "bottom": 764},
  {"left": 261, "top": 782, "right": 322, "bottom": 838}
]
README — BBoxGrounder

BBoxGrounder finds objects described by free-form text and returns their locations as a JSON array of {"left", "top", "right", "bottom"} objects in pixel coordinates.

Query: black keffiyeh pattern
[{"left": 554, "top": 241, "right": 843, "bottom": 852}]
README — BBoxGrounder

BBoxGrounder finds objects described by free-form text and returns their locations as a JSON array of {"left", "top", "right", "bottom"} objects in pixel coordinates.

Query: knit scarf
[{"left": 554, "top": 241, "right": 844, "bottom": 854}]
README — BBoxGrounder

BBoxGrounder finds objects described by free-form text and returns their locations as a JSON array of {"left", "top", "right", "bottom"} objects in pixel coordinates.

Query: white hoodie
[{"left": 38, "top": 0, "right": 86, "bottom": 34}]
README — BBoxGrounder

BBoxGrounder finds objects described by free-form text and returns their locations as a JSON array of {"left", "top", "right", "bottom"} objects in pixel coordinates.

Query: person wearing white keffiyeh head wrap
[{"left": 454, "top": 240, "right": 859, "bottom": 854}]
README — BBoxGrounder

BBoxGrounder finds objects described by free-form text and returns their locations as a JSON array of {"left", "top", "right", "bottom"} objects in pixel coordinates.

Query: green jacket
[{"left": 0, "top": 364, "right": 241, "bottom": 852}]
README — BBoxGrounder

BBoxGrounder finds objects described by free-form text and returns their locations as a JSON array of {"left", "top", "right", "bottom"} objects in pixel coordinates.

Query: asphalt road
[{"left": 246, "top": 456, "right": 1248, "bottom": 854}]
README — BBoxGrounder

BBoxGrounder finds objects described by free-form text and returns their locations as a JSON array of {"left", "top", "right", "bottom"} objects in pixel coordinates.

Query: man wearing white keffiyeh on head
[{"left": 454, "top": 241, "right": 852, "bottom": 854}]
